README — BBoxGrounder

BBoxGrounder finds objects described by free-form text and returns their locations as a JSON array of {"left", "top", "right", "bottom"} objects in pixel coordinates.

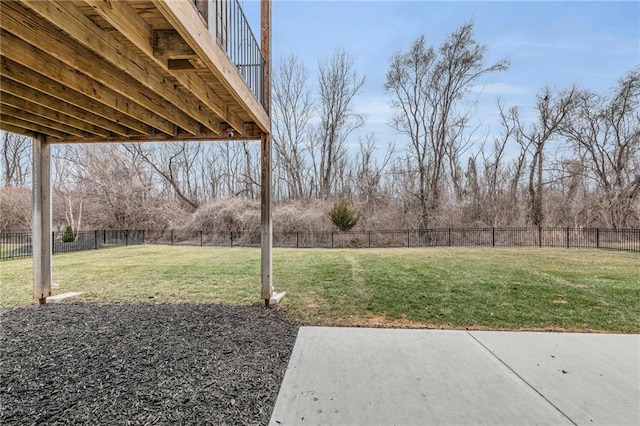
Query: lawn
[{"left": 1, "top": 245, "right": 638, "bottom": 332}]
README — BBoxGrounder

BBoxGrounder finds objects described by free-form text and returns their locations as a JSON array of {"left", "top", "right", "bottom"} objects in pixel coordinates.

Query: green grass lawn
[{"left": 1, "top": 245, "right": 638, "bottom": 332}]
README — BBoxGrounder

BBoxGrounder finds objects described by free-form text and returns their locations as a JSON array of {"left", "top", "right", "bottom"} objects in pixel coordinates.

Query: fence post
[
  {"left": 566, "top": 227, "right": 570, "bottom": 249},
  {"left": 200, "top": 230, "right": 203, "bottom": 247},
  {"left": 171, "top": 229, "right": 174, "bottom": 245},
  {"left": 52, "top": 231, "right": 55, "bottom": 254},
  {"left": 368, "top": 231, "right": 371, "bottom": 248},
  {"left": 331, "top": 231, "right": 334, "bottom": 249},
  {"left": 94, "top": 230, "right": 98, "bottom": 250},
  {"left": 407, "top": 230, "right": 410, "bottom": 247},
  {"left": 296, "top": 231, "right": 299, "bottom": 249},
  {"left": 492, "top": 227, "right": 495, "bottom": 247},
  {"left": 448, "top": 228, "right": 451, "bottom": 247},
  {"left": 596, "top": 228, "right": 600, "bottom": 249}
]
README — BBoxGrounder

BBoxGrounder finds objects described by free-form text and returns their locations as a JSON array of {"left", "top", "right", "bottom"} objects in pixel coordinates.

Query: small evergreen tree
[
  {"left": 61, "top": 225, "right": 75, "bottom": 243},
  {"left": 329, "top": 200, "right": 361, "bottom": 231}
]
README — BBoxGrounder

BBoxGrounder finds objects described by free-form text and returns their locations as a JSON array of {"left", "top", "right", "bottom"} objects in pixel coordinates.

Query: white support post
[
  {"left": 261, "top": 133, "right": 273, "bottom": 305},
  {"left": 261, "top": 0, "right": 273, "bottom": 306},
  {"left": 33, "top": 134, "right": 52, "bottom": 304}
]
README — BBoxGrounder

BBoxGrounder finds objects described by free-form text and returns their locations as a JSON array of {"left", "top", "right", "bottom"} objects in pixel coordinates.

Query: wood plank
[
  {"left": 54, "top": 122, "right": 264, "bottom": 144},
  {"left": 2, "top": 2, "right": 196, "bottom": 135},
  {"left": 0, "top": 114, "right": 67, "bottom": 140},
  {"left": 0, "top": 77, "right": 130, "bottom": 137},
  {"left": 32, "top": 134, "right": 52, "bottom": 303},
  {"left": 0, "top": 91, "right": 110, "bottom": 138},
  {"left": 0, "top": 32, "right": 173, "bottom": 135},
  {"left": 154, "top": 29, "right": 198, "bottom": 59},
  {"left": 0, "top": 122, "right": 34, "bottom": 137},
  {"left": 0, "top": 60, "right": 147, "bottom": 137},
  {"left": 0, "top": 104, "right": 87, "bottom": 138},
  {"left": 20, "top": 0, "right": 218, "bottom": 135},
  {"left": 151, "top": 0, "right": 270, "bottom": 134},
  {"left": 82, "top": 0, "right": 243, "bottom": 134}
]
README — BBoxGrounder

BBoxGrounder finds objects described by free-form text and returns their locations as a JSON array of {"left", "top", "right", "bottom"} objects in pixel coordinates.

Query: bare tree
[
  {"left": 352, "top": 134, "right": 395, "bottom": 208},
  {"left": 385, "top": 22, "right": 508, "bottom": 227},
  {"left": 560, "top": 68, "right": 640, "bottom": 227},
  {"left": 315, "top": 48, "right": 366, "bottom": 199},
  {"left": 522, "top": 87, "right": 577, "bottom": 226},
  {"left": 272, "top": 55, "right": 314, "bottom": 199},
  {"left": 125, "top": 142, "right": 201, "bottom": 211},
  {"left": 1, "top": 131, "right": 31, "bottom": 186}
]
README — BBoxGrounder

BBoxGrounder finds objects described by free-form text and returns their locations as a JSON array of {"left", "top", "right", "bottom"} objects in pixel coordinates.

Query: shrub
[
  {"left": 329, "top": 200, "right": 361, "bottom": 231},
  {"left": 61, "top": 225, "right": 75, "bottom": 243}
]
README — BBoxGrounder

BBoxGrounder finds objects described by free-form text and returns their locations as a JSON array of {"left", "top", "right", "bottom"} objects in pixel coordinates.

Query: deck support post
[
  {"left": 261, "top": 133, "right": 273, "bottom": 306},
  {"left": 33, "top": 133, "right": 52, "bottom": 304},
  {"left": 260, "top": 0, "right": 273, "bottom": 306}
]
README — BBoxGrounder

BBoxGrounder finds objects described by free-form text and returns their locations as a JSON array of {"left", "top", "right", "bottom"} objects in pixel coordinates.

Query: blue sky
[{"left": 245, "top": 0, "right": 639, "bottom": 150}]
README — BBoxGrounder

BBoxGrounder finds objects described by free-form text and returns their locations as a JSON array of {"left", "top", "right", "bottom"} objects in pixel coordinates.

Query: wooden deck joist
[{"left": 0, "top": 0, "right": 269, "bottom": 143}]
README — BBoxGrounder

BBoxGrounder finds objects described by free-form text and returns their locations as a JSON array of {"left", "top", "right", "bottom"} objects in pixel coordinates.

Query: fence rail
[{"left": 1, "top": 227, "right": 639, "bottom": 261}]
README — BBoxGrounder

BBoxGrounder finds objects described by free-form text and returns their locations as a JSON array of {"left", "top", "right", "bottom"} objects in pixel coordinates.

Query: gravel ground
[{"left": 0, "top": 303, "right": 299, "bottom": 425}]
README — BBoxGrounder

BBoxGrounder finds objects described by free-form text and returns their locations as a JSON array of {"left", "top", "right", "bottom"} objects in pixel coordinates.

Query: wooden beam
[
  {"left": 0, "top": 77, "right": 128, "bottom": 137},
  {"left": 0, "top": 114, "right": 67, "bottom": 140},
  {"left": 16, "top": 0, "right": 208, "bottom": 134},
  {"left": 0, "top": 32, "right": 172, "bottom": 136},
  {"left": 32, "top": 133, "right": 52, "bottom": 303},
  {"left": 1, "top": 91, "right": 111, "bottom": 137},
  {"left": 151, "top": 0, "right": 270, "bottom": 134},
  {"left": 53, "top": 123, "right": 264, "bottom": 144},
  {"left": 0, "top": 60, "right": 147, "bottom": 137},
  {"left": 261, "top": 0, "right": 273, "bottom": 304},
  {"left": 154, "top": 30, "right": 199, "bottom": 60},
  {"left": 81, "top": 0, "right": 243, "bottom": 134},
  {"left": 0, "top": 122, "right": 34, "bottom": 138},
  {"left": 0, "top": 104, "right": 87, "bottom": 138},
  {"left": 2, "top": 2, "right": 198, "bottom": 135}
]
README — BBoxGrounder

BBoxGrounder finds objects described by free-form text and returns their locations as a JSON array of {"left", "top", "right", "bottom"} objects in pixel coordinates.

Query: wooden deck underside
[{"left": 0, "top": 0, "right": 269, "bottom": 143}]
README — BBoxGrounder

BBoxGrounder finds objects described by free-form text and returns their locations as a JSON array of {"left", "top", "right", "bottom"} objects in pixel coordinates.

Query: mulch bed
[{"left": 0, "top": 303, "right": 299, "bottom": 425}]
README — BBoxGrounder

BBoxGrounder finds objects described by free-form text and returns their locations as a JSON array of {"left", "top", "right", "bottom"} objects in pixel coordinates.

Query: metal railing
[
  {"left": 2, "top": 227, "right": 638, "bottom": 261},
  {"left": 195, "top": 0, "right": 265, "bottom": 106}
]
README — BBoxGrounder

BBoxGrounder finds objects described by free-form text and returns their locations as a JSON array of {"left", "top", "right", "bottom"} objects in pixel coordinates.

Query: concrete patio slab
[
  {"left": 270, "top": 327, "right": 586, "bottom": 425},
  {"left": 469, "top": 331, "right": 640, "bottom": 425}
]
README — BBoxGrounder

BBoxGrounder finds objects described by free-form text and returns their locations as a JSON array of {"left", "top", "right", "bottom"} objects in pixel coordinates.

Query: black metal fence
[
  {"left": 0, "top": 230, "right": 144, "bottom": 261},
  {"left": 1, "top": 227, "right": 639, "bottom": 261}
]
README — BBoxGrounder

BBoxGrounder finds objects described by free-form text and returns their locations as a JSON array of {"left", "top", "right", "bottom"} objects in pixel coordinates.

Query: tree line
[{"left": 1, "top": 22, "right": 638, "bottom": 233}]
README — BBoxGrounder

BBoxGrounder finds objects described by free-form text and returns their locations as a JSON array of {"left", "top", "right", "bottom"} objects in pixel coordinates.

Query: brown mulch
[{"left": 0, "top": 303, "right": 299, "bottom": 425}]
